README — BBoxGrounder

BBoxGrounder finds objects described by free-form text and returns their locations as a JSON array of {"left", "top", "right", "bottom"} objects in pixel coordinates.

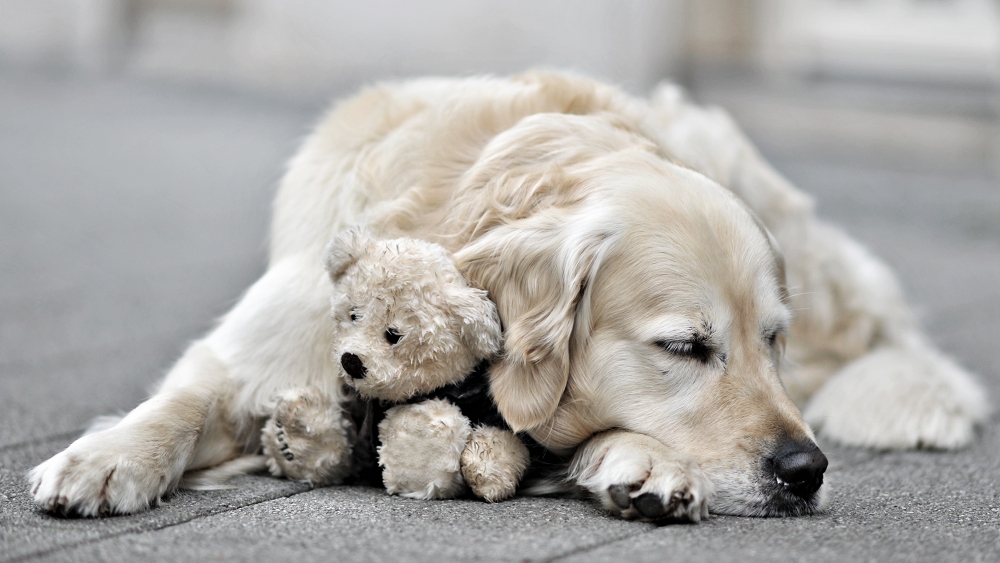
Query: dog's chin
[{"left": 707, "top": 469, "right": 829, "bottom": 517}]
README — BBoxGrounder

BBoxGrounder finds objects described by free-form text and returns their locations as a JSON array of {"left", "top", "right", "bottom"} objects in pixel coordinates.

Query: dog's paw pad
[
  {"left": 633, "top": 492, "right": 668, "bottom": 519},
  {"left": 605, "top": 483, "right": 697, "bottom": 521},
  {"left": 607, "top": 483, "right": 635, "bottom": 509}
]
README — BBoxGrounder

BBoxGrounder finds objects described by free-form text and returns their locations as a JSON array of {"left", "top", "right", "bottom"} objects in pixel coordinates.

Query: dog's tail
[{"left": 179, "top": 455, "right": 270, "bottom": 491}]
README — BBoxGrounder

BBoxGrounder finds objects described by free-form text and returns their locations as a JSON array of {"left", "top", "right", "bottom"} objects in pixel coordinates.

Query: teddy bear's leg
[
  {"left": 261, "top": 386, "right": 354, "bottom": 486},
  {"left": 377, "top": 399, "right": 471, "bottom": 499},
  {"left": 460, "top": 426, "right": 530, "bottom": 502}
]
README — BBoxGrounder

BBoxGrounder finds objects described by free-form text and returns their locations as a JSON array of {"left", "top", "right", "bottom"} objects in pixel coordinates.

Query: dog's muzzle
[
  {"left": 341, "top": 352, "right": 367, "bottom": 379},
  {"left": 771, "top": 440, "right": 828, "bottom": 499}
]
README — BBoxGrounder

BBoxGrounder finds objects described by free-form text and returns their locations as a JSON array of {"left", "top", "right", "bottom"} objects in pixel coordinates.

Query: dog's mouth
[
  {"left": 705, "top": 441, "right": 829, "bottom": 517},
  {"left": 706, "top": 470, "right": 829, "bottom": 517}
]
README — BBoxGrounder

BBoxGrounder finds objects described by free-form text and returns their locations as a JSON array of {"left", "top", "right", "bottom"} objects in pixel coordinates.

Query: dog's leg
[
  {"left": 569, "top": 430, "right": 713, "bottom": 522},
  {"left": 644, "top": 86, "right": 990, "bottom": 449},
  {"left": 29, "top": 342, "right": 239, "bottom": 516},
  {"left": 31, "top": 255, "right": 346, "bottom": 515}
]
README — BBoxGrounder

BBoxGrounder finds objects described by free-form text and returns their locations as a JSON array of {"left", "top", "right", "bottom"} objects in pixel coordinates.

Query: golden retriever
[{"left": 29, "top": 72, "right": 988, "bottom": 520}]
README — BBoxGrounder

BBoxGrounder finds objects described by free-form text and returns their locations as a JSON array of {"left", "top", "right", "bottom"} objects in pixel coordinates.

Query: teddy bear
[{"left": 260, "top": 227, "right": 529, "bottom": 502}]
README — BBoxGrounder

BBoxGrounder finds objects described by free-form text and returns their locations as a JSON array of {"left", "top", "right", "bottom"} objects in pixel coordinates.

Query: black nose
[
  {"left": 340, "top": 352, "right": 367, "bottom": 380},
  {"left": 772, "top": 440, "right": 828, "bottom": 498}
]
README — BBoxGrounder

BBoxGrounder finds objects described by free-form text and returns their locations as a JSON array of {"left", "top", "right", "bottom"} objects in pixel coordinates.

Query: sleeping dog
[{"left": 30, "top": 72, "right": 988, "bottom": 520}]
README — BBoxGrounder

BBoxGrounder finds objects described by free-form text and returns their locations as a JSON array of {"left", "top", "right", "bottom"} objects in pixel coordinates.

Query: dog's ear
[
  {"left": 454, "top": 214, "right": 620, "bottom": 432},
  {"left": 445, "top": 284, "right": 503, "bottom": 360},
  {"left": 324, "top": 227, "right": 376, "bottom": 282},
  {"left": 744, "top": 208, "right": 789, "bottom": 306}
]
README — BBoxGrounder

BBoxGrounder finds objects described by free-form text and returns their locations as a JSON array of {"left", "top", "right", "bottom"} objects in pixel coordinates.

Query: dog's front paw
[
  {"left": 378, "top": 399, "right": 471, "bottom": 499},
  {"left": 573, "top": 431, "right": 713, "bottom": 522},
  {"left": 804, "top": 345, "right": 990, "bottom": 450},
  {"left": 30, "top": 430, "right": 177, "bottom": 516},
  {"left": 460, "top": 426, "right": 529, "bottom": 502}
]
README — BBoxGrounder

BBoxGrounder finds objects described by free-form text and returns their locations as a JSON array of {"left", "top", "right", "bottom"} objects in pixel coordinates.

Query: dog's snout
[
  {"left": 340, "top": 352, "right": 368, "bottom": 379},
  {"left": 772, "top": 441, "right": 828, "bottom": 499}
]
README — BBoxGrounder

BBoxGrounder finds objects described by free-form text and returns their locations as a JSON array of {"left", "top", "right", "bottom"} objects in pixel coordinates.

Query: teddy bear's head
[{"left": 324, "top": 227, "right": 503, "bottom": 402}]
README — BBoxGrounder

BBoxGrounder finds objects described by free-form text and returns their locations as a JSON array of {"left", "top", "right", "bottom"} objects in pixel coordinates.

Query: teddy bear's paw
[
  {"left": 261, "top": 387, "right": 354, "bottom": 486},
  {"left": 572, "top": 431, "right": 714, "bottom": 522},
  {"left": 378, "top": 399, "right": 471, "bottom": 499},
  {"left": 804, "top": 344, "right": 990, "bottom": 450},
  {"left": 30, "top": 427, "right": 178, "bottom": 516},
  {"left": 460, "top": 426, "right": 529, "bottom": 502}
]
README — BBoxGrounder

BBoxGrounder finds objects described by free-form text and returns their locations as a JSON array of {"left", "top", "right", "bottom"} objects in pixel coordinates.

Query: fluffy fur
[
  {"left": 309, "top": 228, "right": 527, "bottom": 500},
  {"left": 378, "top": 399, "right": 471, "bottom": 499},
  {"left": 377, "top": 400, "right": 530, "bottom": 502},
  {"left": 29, "top": 72, "right": 989, "bottom": 521},
  {"left": 259, "top": 386, "right": 354, "bottom": 486},
  {"left": 325, "top": 227, "right": 502, "bottom": 402},
  {"left": 460, "top": 425, "right": 531, "bottom": 502}
]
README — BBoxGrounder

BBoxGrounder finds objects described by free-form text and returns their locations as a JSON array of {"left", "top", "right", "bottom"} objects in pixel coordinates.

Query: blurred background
[
  {"left": 3, "top": 6, "right": 1000, "bottom": 560},
  {"left": 1, "top": 1, "right": 999, "bottom": 445},
  {"left": 3, "top": 0, "right": 1000, "bottom": 171}
]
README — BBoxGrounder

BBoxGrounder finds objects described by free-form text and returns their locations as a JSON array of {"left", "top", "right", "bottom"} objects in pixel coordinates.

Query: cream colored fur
[
  {"left": 378, "top": 399, "right": 471, "bottom": 500},
  {"left": 30, "top": 72, "right": 989, "bottom": 520},
  {"left": 324, "top": 228, "right": 524, "bottom": 500},
  {"left": 570, "top": 430, "right": 713, "bottom": 521},
  {"left": 326, "top": 227, "right": 501, "bottom": 402},
  {"left": 377, "top": 402, "right": 529, "bottom": 502},
  {"left": 259, "top": 386, "right": 354, "bottom": 486},
  {"left": 461, "top": 425, "right": 530, "bottom": 502}
]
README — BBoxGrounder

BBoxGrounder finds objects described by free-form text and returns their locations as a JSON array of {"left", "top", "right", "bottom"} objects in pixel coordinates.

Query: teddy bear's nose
[{"left": 341, "top": 352, "right": 368, "bottom": 379}]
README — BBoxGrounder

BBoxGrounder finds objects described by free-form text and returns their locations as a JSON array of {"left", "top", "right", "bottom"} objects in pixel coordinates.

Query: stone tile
[{"left": 0, "top": 437, "right": 310, "bottom": 563}]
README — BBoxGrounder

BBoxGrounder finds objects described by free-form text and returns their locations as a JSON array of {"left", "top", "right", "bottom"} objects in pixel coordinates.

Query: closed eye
[
  {"left": 655, "top": 339, "right": 714, "bottom": 363},
  {"left": 765, "top": 327, "right": 787, "bottom": 348}
]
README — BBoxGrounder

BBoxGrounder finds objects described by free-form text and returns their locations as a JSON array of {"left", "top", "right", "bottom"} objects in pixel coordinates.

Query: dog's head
[
  {"left": 450, "top": 114, "right": 826, "bottom": 516},
  {"left": 325, "top": 227, "right": 502, "bottom": 402}
]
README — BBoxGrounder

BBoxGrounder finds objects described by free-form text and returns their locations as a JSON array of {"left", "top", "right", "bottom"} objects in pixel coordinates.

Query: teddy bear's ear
[
  {"left": 447, "top": 285, "right": 503, "bottom": 360},
  {"left": 324, "top": 227, "right": 377, "bottom": 282}
]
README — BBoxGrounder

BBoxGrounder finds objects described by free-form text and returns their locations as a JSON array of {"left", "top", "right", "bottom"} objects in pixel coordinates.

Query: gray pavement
[{"left": 1, "top": 68, "right": 998, "bottom": 563}]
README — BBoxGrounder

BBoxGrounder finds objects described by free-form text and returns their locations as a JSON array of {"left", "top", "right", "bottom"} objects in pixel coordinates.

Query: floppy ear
[
  {"left": 745, "top": 208, "right": 789, "bottom": 306},
  {"left": 324, "top": 227, "right": 377, "bottom": 282},
  {"left": 454, "top": 213, "right": 621, "bottom": 432},
  {"left": 445, "top": 284, "right": 503, "bottom": 360}
]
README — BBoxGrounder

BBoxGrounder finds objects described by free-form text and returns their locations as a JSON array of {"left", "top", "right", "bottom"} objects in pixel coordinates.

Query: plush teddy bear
[
  {"left": 260, "top": 228, "right": 529, "bottom": 501},
  {"left": 259, "top": 386, "right": 355, "bottom": 486}
]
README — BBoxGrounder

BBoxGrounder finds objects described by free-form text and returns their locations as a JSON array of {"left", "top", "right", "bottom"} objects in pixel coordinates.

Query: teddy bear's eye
[
  {"left": 349, "top": 308, "right": 359, "bottom": 322},
  {"left": 385, "top": 328, "right": 403, "bottom": 345}
]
